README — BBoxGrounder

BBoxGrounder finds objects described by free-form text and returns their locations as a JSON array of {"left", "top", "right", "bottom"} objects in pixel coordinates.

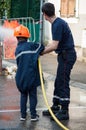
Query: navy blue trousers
[
  {"left": 53, "top": 49, "right": 77, "bottom": 110},
  {"left": 20, "top": 86, "right": 37, "bottom": 118}
]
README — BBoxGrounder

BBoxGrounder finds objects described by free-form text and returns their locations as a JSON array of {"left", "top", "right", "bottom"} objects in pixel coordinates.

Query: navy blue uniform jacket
[{"left": 15, "top": 41, "right": 44, "bottom": 93}]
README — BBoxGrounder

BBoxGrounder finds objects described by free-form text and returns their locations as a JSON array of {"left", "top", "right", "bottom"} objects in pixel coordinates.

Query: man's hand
[{"left": 41, "top": 40, "right": 59, "bottom": 55}]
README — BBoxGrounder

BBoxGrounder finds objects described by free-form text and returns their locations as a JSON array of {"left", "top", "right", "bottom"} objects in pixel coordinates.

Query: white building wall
[{"left": 79, "top": 0, "right": 86, "bottom": 14}]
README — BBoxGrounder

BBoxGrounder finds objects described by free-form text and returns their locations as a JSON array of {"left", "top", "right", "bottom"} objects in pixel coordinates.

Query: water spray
[{"left": 0, "top": 26, "right": 14, "bottom": 42}]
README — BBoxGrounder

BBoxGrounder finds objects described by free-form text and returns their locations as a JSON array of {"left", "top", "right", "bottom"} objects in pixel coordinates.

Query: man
[{"left": 41, "top": 2, "right": 77, "bottom": 120}]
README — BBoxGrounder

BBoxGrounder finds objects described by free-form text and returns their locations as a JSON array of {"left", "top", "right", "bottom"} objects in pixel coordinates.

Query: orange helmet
[{"left": 14, "top": 24, "right": 31, "bottom": 38}]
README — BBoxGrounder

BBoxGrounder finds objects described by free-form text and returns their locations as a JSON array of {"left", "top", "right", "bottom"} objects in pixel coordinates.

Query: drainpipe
[
  {"left": 0, "top": 42, "right": 3, "bottom": 75},
  {"left": 39, "top": 0, "right": 45, "bottom": 44}
]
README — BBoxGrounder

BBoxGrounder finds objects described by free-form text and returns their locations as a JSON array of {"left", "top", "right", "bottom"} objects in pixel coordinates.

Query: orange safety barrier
[
  {"left": 3, "top": 20, "right": 19, "bottom": 59},
  {"left": 3, "top": 37, "right": 17, "bottom": 59}
]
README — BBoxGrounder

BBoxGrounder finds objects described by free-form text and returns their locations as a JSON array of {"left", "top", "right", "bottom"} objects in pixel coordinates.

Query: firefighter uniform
[
  {"left": 15, "top": 41, "right": 44, "bottom": 119},
  {"left": 52, "top": 18, "right": 77, "bottom": 110}
]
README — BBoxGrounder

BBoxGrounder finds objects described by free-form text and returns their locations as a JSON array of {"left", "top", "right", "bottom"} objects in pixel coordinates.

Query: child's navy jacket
[{"left": 15, "top": 41, "right": 44, "bottom": 93}]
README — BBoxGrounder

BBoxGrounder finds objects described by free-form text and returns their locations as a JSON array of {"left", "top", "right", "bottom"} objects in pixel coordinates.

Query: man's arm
[{"left": 41, "top": 40, "right": 59, "bottom": 55}]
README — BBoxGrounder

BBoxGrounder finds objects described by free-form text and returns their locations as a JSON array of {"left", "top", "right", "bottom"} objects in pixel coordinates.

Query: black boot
[
  {"left": 42, "top": 105, "right": 60, "bottom": 116},
  {"left": 51, "top": 109, "right": 69, "bottom": 120}
]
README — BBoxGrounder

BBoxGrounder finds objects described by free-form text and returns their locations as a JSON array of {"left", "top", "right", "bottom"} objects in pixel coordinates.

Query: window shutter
[
  {"left": 60, "top": 0, "right": 68, "bottom": 17},
  {"left": 60, "top": 0, "right": 75, "bottom": 17},
  {"left": 68, "top": 0, "right": 75, "bottom": 17}
]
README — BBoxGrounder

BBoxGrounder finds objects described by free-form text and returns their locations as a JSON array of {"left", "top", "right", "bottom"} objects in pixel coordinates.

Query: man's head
[{"left": 42, "top": 2, "right": 55, "bottom": 17}]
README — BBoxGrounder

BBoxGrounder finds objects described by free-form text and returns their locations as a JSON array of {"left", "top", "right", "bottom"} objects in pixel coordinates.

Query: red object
[
  {"left": 3, "top": 20, "right": 19, "bottom": 59},
  {"left": 3, "top": 37, "right": 17, "bottom": 59},
  {"left": 3, "top": 20, "right": 20, "bottom": 29}
]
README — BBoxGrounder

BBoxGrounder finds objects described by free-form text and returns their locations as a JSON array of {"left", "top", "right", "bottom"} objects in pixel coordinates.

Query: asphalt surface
[
  {"left": 0, "top": 53, "right": 86, "bottom": 130},
  {"left": 40, "top": 53, "right": 86, "bottom": 86}
]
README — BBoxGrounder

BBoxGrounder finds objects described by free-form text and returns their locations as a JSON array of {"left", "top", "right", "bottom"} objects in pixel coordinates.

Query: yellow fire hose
[{"left": 38, "top": 59, "right": 69, "bottom": 130}]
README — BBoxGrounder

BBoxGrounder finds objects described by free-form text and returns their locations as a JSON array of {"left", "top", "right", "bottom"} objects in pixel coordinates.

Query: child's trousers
[{"left": 20, "top": 86, "right": 37, "bottom": 118}]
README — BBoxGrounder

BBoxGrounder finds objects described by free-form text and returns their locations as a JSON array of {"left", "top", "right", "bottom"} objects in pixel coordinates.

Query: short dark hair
[
  {"left": 42, "top": 2, "right": 55, "bottom": 17},
  {"left": 17, "top": 37, "right": 27, "bottom": 42}
]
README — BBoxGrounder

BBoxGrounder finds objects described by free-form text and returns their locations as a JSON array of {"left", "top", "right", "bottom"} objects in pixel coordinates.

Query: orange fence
[
  {"left": 3, "top": 36, "right": 17, "bottom": 59},
  {"left": 2, "top": 20, "right": 19, "bottom": 59}
]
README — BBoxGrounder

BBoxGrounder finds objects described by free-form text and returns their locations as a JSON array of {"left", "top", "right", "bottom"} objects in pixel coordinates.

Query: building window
[{"left": 60, "top": 0, "right": 76, "bottom": 17}]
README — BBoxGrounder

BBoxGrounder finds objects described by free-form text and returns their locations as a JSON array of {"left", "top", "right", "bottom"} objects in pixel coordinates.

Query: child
[{"left": 14, "top": 24, "right": 44, "bottom": 121}]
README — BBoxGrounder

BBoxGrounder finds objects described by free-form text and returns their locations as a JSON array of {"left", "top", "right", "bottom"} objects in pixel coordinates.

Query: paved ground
[
  {"left": 0, "top": 53, "right": 86, "bottom": 130},
  {"left": 40, "top": 53, "right": 86, "bottom": 85}
]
